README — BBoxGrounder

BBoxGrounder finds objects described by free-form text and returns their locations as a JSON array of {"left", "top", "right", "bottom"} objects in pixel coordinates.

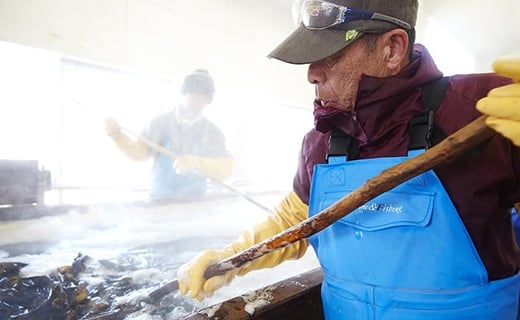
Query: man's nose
[{"left": 307, "top": 62, "right": 325, "bottom": 85}]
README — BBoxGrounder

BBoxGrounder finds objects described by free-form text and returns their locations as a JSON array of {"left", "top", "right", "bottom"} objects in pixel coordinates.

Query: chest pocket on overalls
[{"left": 319, "top": 187, "right": 434, "bottom": 231}]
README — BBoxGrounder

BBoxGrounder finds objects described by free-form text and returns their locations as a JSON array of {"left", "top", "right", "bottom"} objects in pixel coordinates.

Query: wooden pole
[
  {"left": 147, "top": 115, "right": 495, "bottom": 302},
  {"left": 203, "top": 115, "right": 494, "bottom": 277}
]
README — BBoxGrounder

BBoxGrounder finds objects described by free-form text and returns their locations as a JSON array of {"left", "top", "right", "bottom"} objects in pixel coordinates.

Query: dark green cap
[{"left": 268, "top": 0, "right": 418, "bottom": 64}]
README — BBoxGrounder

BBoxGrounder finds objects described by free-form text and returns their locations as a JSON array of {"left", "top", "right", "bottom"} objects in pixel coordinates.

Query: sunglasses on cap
[{"left": 293, "top": 0, "right": 412, "bottom": 30}]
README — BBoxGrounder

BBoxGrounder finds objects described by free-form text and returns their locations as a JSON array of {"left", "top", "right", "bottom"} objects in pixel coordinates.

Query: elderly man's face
[{"left": 307, "top": 35, "right": 391, "bottom": 112}]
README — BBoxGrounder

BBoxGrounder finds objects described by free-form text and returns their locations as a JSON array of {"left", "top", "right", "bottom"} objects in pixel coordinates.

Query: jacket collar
[{"left": 314, "top": 44, "right": 443, "bottom": 147}]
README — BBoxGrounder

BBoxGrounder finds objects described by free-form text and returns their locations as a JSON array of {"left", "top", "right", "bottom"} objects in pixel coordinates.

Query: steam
[{"left": 0, "top": 193, "right": 319, "bottom": 318}]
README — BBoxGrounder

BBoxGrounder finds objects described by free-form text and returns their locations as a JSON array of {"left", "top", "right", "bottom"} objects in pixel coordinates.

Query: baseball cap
[{"left": 268, "top": 0, "right": 418, "bottom": 64}]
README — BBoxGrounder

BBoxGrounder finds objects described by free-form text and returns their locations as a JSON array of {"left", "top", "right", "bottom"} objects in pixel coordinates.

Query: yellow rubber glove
[
  {"left": 105, "top": 118, "right": 149, "bottom": 161},
  {"left": 173, "top": 155, "right": 234, "bottom": 181},
  {"left": 177, "top": 247, "right": 240, "bottom": 301},
  {"left": 177, "top": 191, "right": 309, "bottom": 301},
  {"left": 105, "top": 117, "right": 122, "bottom": 137},
  {"left": 476, "top": 56, "right": 520, "bottom": 146}
]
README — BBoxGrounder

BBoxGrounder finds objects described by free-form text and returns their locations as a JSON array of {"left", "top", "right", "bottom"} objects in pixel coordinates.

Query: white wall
[
  {"left": 0, "top": 0, "right": 313, "bottom": 108},
  {"left": 417, "top": 0, "right": 520, "bottom": 74}
]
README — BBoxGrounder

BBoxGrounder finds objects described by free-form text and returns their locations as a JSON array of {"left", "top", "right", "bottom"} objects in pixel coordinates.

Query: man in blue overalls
[{"left": 177, "top": 1, "right": 520, "bottom": 318}]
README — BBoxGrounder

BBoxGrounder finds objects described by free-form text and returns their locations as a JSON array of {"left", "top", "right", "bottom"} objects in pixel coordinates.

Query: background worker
[
  {"left": 105, "top": 69, "right": 234, "bottom": 201},
  {"left": 177, "top": 1, "right": 520, "bottom": 319}
]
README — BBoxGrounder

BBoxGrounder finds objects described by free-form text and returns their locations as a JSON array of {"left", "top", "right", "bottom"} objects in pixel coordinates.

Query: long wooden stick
[
  {"left": 147, "top": 115, "right": 495, "bottom": 302},
  {"left": 204, "top": 115, "right": 494, "bottom": 276}
]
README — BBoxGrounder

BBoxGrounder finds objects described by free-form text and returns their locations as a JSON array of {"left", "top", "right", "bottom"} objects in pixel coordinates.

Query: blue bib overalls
[{"left": 308, "top": 150, "right": 520, "bottom": 319}]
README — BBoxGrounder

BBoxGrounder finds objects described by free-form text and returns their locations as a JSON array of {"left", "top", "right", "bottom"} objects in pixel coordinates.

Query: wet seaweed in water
[
  {"left": 0, "top": 254, "right": 144, "bottom": 320},
  {"left": 0, "top": 253, "right": 199, "bottom": 320}
]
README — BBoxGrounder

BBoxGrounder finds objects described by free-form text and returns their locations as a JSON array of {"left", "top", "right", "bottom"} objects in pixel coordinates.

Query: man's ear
[{"left": 380, "top": 29, "right": 410, "bottom": 74}]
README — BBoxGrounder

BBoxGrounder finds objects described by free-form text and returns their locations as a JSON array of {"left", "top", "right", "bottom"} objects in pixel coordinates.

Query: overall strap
[
  {"left": 408, "top": 76, "right": 449, "bottom": 150},
  {"left": 327, "top": 128, "right": 359, "bottom": 162}
]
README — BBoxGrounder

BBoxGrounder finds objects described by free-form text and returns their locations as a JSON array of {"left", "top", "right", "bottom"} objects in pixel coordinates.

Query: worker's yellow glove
[
  {"left": 177, "top": 248, "right": 240, "bottom": 301},
  {"left": 177, "top": 191, "right": 309, "bottom": 301},
  {"left": 105, "top": 118, "right": 149, "bottom": 161},
  {"left": 476, "top": 56, "right": 520, "bottom": 146},
  {"left": 105, "top": 117, "right": 122, "bottom": 137},
  {"left": 172, "top": 155, "right": 197, "bottom": 174},
  {"left": 173, "top": 155, "right": 234, "bottom": 181}
]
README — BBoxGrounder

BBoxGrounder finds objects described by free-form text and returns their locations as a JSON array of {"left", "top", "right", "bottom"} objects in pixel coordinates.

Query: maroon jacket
[{"left": 293, "top": 44, "right": 520, "bottom": 281}]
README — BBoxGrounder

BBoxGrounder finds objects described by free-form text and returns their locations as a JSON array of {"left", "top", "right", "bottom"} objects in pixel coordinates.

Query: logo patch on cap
[{"left": 345, "top": 29, "right": 360, "bottom": 42}]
